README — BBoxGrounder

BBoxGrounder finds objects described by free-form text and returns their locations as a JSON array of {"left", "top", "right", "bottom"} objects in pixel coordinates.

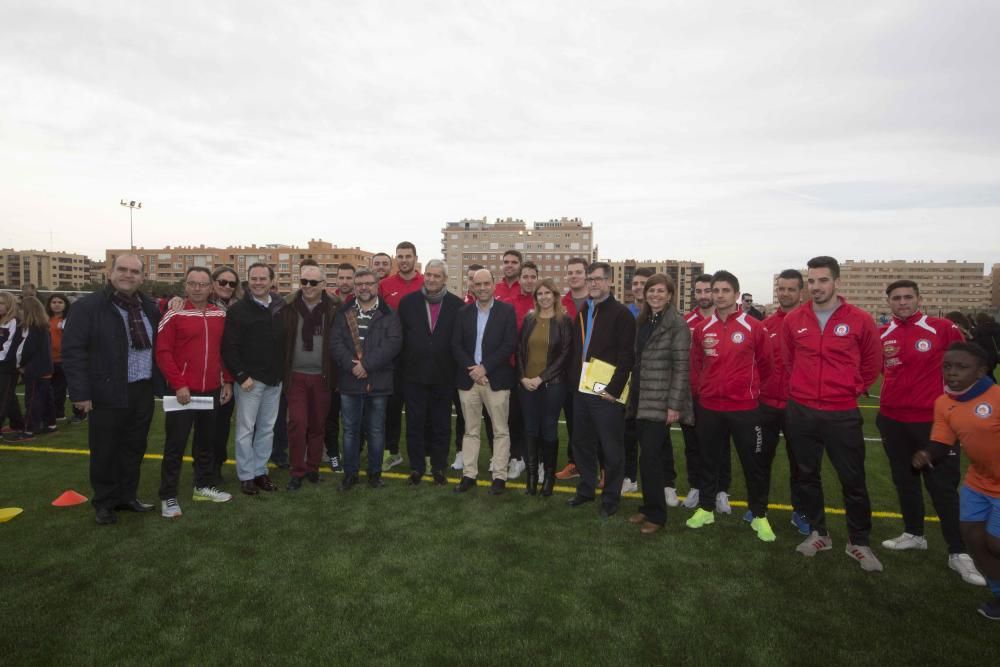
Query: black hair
[
  {"left": 711, "top": 270, "right": 739, "bottom": 293},
  {"left": 946, "top": 341, "right": 989, "bottom": 369},
  {"left": 807, "top": 256, "right": 840, "bottom": 280},
  {"left": 247, "top": 262, "right": 274, "bottom": 280},
  {"left": 778, "top": 269, "right": 804, "bottom": 288},
  {"left": 886, "top": 279, "right": 919, "bottom": 297}
]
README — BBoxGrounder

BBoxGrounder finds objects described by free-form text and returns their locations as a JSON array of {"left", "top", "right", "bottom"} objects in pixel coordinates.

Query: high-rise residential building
[
  {"left": 775, "top": 259, "right": 991, "bottom": 319},
  {"left": 990, "top": 263, "right": 1000, "bottom": 309},
  {"left": 440, "top": 217, "right": 598, "bottom": 295},
  {"left": 0, "top": 248, "right": 91, "bottom": 290},
  {"left": 106, "top": 239, "right": 372, "bottom": 293},
  {"left": 606, "top": 259, "right": 705, "bottom": 314}
]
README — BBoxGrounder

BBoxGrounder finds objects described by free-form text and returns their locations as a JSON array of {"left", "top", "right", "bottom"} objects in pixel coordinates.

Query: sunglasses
[
  {"left": 300, "top": 278, "right": 323, "bottom": 287},
  {"left": 216, "top": 279, "right": 238, "bottom": 288}
]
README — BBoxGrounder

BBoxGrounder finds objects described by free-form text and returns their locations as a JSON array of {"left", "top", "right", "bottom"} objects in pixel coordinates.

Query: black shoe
[
  {"left": 432, "top": 471, "right": 447, "bottom": 486},
  {"left": 407, "top": 472, "right": 422, "bottom": 486},
  {"left": 241, "top": 480, "right": 259, "bottom": 495},
  {"left": 599, "top": 504, "right": 619, "bottom": 519},
  {"left": 368, "top": 473, "right": 384, "bottom": 489},
  {"left": 541, "top": 474, "right": 555, "bottom": 497},
  {"left": 488, "top": 478, "right": 506, "bottom": 495},
  {"left": 114, "top": 499, "right": 154, "bottom": 512},
  {"left": 340, "top": 474, "right": 359, "bottom": 491},
  {"left": 304, "top": 471, "right": 324, "bottom": 484},
  {"left": 95, "top": 507, "right": 117, "bottom": 525},
  {"left": 454, "top": 476, "right": 476, "bottom": 493},
  {"left": 286, "top": 476, "right": 303, "bottom": 491},
  {"left": 979, "top": 598, "right": 1000, "bottom": 621},
  {"left": 567, "top": 494, "right": 594, "bottom": 508}
]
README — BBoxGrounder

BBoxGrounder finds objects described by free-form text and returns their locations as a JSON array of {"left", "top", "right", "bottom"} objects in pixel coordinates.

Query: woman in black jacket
[
  {"left": 7, "top": 297, "right": 54, "bottom": 441},
  {"left": 0, "top": 292, "right": 24, "bottom": 433},
  {"left": 627, "top": 274, "right": 693, "bottom": 534},
  {"left": 516, "top": 279, "right": 572, "bottom": 496}
]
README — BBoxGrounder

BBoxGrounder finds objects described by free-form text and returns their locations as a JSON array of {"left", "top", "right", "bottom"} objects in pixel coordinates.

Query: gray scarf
[{"left": 421, "top": 285, "right": 447, "bottom": 305}]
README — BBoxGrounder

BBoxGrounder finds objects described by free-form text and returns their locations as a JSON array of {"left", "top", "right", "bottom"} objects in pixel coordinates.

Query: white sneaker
[
  {"left": 881, "top": 532, "right": 928, "bottom": 551},
  {"left": 716, "top": 492, "right": 732, "bottom": 514},
  {"left": 507, "top": 458, "right": 525, "bottom": 479},
  {"left": 796, "top": 531, "right": 833, "bottom": 557},
  {"left": 664, "top": 487, "right": 679, "bottom": 507},
  {"left": 682, "top": 488, "right": 700, "bottom": 509},
  {"left": 621, "top": 478, "right": 638, "bottom": 494},
  {"left": 846, "top": 543, "right": 884, "bottom": 572},
  {"left": 161, "top": 498, "right": 182, "bottom": 518},
  {"left": 537, "top": 463, "right": 545, "bottom": 479},
  {"left": 193, "top": 486, "right": 232, "bottom": 503},
  {"left": 383, "top": 452, "right": 404, "bottom": 470},
  {"left": 452, "top": 452, "right": 464, "bottom": 471},
  {"left": 949, "top": 553, "right": 987, "bottom": 586},
  {"left": 425, "top": 457, "right": 432, "bottom": 476}
]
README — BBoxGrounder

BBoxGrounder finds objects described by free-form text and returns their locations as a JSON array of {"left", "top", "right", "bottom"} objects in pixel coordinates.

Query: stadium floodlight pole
[{"left": 119, "top": 199, "right": 142, "bottom": 250}]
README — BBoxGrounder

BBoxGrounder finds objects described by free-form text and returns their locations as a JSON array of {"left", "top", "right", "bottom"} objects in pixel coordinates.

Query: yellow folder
[{"left": 579, "top": 358, "right": 631, "bottom": 405}]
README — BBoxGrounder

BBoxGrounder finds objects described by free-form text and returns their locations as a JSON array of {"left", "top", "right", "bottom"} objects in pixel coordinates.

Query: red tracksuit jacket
[
  {"left": 780, "top": 297, "right": 881, "bottom": 411},
  {"left": 378, "top": 272, "right": 424, "bottom": 311},
  {"left": 880, "top": 311, "right": 963, "bottom": 422},
  {"left": 155, "top": 301, "right": 232, "bottom": 392},
  {"left": 759, "top": 309, "right": 790, "bottom": 409},
  {"left": 504, "top": 290, "right": 535, "bottom": 330},
  {"left": 691, "top": 310, "right": 773, "bottom": 411}
]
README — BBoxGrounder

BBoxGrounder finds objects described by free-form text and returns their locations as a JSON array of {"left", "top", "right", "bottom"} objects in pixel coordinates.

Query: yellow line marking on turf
[{"left": 0, "top": 443, "right": 939, "bottom": 522}]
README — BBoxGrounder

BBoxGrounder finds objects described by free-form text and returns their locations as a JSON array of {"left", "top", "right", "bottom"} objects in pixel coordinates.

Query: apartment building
[
  {"left": 606, "top": 259, "right": 705, "bottom": 314},
  {"left": 0, "top": 248, "right": 91, "bottom": 290},
  {"left": 440, "top": 217, "right": 597, "bottom": 295}
]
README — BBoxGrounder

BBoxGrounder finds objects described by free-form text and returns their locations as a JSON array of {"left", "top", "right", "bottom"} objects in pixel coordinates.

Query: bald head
[{"left": 472, "top": 268, "right": 495, "bottom": 305}]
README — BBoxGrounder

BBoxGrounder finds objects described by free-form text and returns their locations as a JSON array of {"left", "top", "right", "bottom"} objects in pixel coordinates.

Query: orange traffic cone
[{"left": 52, "top": 490, "right": 88, "bottom": 507}]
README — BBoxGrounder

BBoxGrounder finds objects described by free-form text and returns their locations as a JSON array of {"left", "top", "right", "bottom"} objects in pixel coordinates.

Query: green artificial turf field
[{"left": 1, "top": 388, "right": 997, "bottom": 665}]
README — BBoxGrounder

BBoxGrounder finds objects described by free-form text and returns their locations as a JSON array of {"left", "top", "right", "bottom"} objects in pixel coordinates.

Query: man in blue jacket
[
  {"left": 330, "top": 268, "right": 402, "bottom": 490},
  {"left": 63, "top": 255, "right": 163, "bottom": 525},
  {"left": 451, "top": 269, "right": 518, "bottom": 495}
]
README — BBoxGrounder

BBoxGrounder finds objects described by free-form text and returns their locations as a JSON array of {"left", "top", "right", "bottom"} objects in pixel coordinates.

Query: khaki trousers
[{"left": 458, "top": 383, "right": 511, "bottom": 480}]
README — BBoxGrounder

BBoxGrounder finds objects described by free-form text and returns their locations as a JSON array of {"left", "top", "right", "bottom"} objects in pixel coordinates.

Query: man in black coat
[
  {"left": 451, "top": 269, "right": 518, "bottom": 495},
  {"left": 63, "top": 255, "right": 163, "bottom": 525},
  {"left": 566, "top": 261, "right": 636, "bottom": 517},
  {"left": 397, "top": 260, "right": 464, "bottom": 485}
]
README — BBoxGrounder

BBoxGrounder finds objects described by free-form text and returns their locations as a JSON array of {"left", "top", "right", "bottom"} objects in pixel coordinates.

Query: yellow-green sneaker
[
  {"left": 686, "top": 508, "right": 715, "bottom": 529},
  {"left": 751, "top": 516, "right": 776, "bottom": 542}
]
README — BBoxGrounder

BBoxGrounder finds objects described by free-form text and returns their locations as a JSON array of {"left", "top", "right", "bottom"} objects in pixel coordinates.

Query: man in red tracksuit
[
  {"left": 757, "top": 269, "right": 809, "bottom": 535},
  {"left": 687, "top": 270, "right": 775, "bottom": 541},
  {"left": 155, "top": 267, "right": 234, "bottom": 518},
  {"left": 680, "top": 273, "right": 732, "bottom": 511},
  {"left": 781, "top": 256, "right": 883, "bottom": 572},
  {"left": 876, "top": 279, "right": 984, "bottom": 585},
  {"left": 500, "top": 260, "right": 538, "bottom": 478}
]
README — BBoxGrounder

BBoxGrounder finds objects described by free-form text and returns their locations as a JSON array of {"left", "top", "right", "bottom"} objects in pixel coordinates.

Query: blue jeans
[{"left": 341, "top": 393, "right": 387, "bottom": 476}]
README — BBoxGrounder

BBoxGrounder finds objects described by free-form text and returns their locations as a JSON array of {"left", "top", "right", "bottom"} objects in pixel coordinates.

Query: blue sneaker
[
  {"left": 791, "top": 511, "right": 810, "bottom": 536},
  {"left": 742, "top": 510, "right": 753, "bottom": 523}
]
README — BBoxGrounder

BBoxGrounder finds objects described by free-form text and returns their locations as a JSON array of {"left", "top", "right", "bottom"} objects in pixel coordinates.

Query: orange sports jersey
[{"left": 931, "top": 384, "right": 1000, "bottom": 497}]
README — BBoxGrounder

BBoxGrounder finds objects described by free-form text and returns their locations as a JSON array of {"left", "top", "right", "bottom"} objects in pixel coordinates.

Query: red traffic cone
[{"left": 52, "top": 490, "right": 89, "bottom": 507}]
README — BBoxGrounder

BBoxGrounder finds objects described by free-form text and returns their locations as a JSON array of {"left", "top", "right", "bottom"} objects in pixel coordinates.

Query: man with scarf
[
  {"left": 63, "top": 254, "right": 163, "bottom": 525},
  {"left": 396, "top": 259, "right": 463, "bottom": 485},
  {"left": 282, "top": 260, "right": 341, "bottom": 491}
]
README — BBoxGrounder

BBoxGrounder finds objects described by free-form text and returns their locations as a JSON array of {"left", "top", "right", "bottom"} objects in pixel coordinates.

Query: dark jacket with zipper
[
  {"left": 62, "top": 286, "right": 164, "bottom": 408},
  {"left": 18, "top": 325, "right": 54, "bottom": 380},
  {"left": 329, "top": 299, "right": 402, "bottom": 396},
  {"left": 452, "top": 300, "right": 518, "bottom": 391},
  {"left": 222, "top": 292, "right": 287, "bottom": 387},
  {"left": 516, "top": 312, "right": 573, "bottom": 384},
  {"left": 397, "top": 289, "right": 464, "bottom": 386},
  {"left": 628, "top": 306, "right": 694, "bottom": 425},
  {"left": 569, "top": 294, "right": 635, "bottom": 400},
  {"left": 280, "top": 290, "right": 341, "bottom": 391}
]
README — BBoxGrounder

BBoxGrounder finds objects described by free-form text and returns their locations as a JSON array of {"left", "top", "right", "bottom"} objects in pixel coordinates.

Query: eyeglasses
[
  {"left": 186, "top": 281, "right": 211, "bottom": 288},
  {"left": 354, "top": 281, "right": 377, "bottom": 288},
  {"left": 300, "top": 278, "right": 324, "bottom": 287},
  {"left": 584, "top": 276, "right": 607, "bottom": 283},
  {"left": 216, "top": 279, "right": 238, "bottom": 288}
]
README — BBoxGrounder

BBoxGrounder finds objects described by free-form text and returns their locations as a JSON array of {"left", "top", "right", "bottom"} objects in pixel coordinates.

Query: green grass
[{"left": 2, "top": 388, "right": 998, "bottom": 665}]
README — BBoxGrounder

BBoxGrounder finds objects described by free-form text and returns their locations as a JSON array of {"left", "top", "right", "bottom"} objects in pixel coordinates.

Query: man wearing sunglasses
[
  {"left": 741, "top": 293, "right": 765, "bottom": 321},
  {"left": 281, "top": 260, "right": 342, "bottom": 491}
]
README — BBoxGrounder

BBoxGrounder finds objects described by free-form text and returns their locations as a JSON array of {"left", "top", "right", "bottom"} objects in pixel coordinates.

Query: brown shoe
[
  {"left": 254, "top": 475, "right": 278, "bottom": 492},
  {"left": 628, "top": 513, "right": 647, "bottom": 525},
  {"left": 640, "top": 521, "right": 663, "bottom": 535},
  {"left": 241, "top": 480, "right": 259, "bottom": 496}
]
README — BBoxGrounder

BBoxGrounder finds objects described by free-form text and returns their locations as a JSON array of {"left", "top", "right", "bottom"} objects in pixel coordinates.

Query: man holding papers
[
  {"left": 155, "top": 267, "right": 234, "bottom": 518},
  {"left": 566, "top": 262, "right": 636, "bottom": 518}
]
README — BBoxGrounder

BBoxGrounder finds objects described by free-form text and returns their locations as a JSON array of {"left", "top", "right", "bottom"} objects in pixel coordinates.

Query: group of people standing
[{"left": 5, "top": 245, "right": 999, "bottom": 621}]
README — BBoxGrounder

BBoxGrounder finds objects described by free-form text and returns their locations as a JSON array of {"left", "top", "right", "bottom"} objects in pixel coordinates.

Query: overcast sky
[{"left": 2, "top": 0, "right": 998, "bottom": 300}]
